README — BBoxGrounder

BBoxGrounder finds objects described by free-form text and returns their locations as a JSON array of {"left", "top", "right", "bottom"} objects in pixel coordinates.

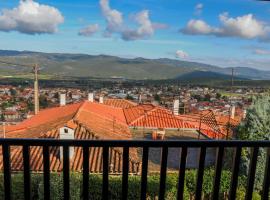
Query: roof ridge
[
  {"left": 74, "top": 101, "right": 128, "bottom": 127},
  {"left": 127, "top": 106, "right": 157, "bottom": 126}
]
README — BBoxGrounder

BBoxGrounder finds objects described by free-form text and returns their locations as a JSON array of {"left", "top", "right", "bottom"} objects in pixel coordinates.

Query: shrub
[{"left": 0, "top": 170, "right": 263, "bottom": 200}]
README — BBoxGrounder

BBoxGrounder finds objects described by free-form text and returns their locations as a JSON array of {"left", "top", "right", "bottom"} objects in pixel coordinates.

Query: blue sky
[{"left": 0, "top": 0, "right": 269, "bottom": 70}]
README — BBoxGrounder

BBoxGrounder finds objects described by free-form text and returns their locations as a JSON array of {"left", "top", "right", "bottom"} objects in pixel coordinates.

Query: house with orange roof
[{"left": 0, "top": 96, "right": 233, "bottom": 173}]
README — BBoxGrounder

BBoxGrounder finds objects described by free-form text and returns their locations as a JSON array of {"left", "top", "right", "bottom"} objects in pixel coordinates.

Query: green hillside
[{"left": 0, "top": 50, "right": 269, "bottom": 80}]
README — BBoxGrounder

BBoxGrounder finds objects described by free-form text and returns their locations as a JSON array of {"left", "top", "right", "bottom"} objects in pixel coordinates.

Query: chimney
[
  {"left": 99, "top": 96, "right": 104, "bottom": 104},
  {"left": 230, "top": 106, "right": 235, "bottom": 119},
  {"left": 59, "top": 126, "right": 74, "bottom": 160},
  {"left": 139, "top": 94, "right": 142, "bottom": 104},
  {"left": 243, "top": 109, "right": 247, "bottom": 119},
  {"left": 60, "top": 93, "right": 66, "bottom": 106},
  {"left": 173, "top": 99, "right": 180, "bottom": 115},
  {"left": 88, "top": 93, "right": 94, "bottom": 102}
]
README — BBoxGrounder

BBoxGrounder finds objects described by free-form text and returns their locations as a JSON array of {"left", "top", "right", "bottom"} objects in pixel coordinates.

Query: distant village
[{"left": 0, "top": 82, "right": 261, "bottom": 125}]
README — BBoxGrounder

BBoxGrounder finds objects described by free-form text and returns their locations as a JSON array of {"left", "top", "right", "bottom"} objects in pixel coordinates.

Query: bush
[{"left": 0, "top": 170, "right": 263, "bottom": 200}]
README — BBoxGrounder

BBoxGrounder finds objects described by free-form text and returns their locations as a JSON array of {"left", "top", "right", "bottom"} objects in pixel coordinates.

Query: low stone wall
[{"left": 130, "top": 128, "right": 216, "bottom": 171}]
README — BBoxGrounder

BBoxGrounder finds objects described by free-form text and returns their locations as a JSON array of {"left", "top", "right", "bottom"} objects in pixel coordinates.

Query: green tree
[
  {"left": 9, "top": 88, "right": 17, "bottom": 96},
  {"left": 39, "top": 95, "right": 49, "bottom": 109},
  {"left": 27, "top": 100, "right": 34, "bottom": 112},
  {"left": 216, "top": 93, "right": 222, "bottom": 99},
  {"left": 154, "top": 94, "right": 161, "bottom": 102},
  {"left": 204, "top": 94, "right": 211, "bottom": 101},
  {"left": 126, "top": 94, "right": 134, "bottom": 100},
  {"left": 236, "top": 95, "right": 270, "bottom": 190},
  {"left": 0, "top": 113, "right": 4, "bottom": 122}
]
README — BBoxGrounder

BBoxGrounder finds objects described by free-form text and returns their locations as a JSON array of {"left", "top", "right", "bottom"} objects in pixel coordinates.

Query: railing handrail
[
  {"left": 0, "top": 138, "right": 270, "bottom": 200},
  {"left": 0, "top": 138, "right": 269, "bottom": 147}
]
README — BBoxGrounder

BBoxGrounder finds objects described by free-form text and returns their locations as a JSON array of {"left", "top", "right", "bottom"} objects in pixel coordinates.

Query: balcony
[{"left": 0, "top": 138, "right": 269, "bottom": 200}]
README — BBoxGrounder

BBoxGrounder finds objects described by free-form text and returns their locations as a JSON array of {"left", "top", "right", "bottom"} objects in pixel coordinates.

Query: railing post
[
  {"left": 140, "top": 147, "right": 149, "bottom": 200},
  {"left": 23, "top": 145, "right": 31, "bottom": 200},
  {"left": 83, "top": 146, "right": 89, "bottom": 200},
  {"left": 245, "top": 147, "right": 259, "bottom": 200},
  {"left": 122, "top": 147, "right": 129, "bottom": 200},
  {"left": 159, "top": 146, "right": 168, "bottom": 200},
  {"left": 177, "top": 147, "right": 187, "bottom": 200},
  {"left": 63, "top": 145, "right": 70, "bottom": 200},
  {"left": 43, "top": 145, "right": 50, "bottom": 200},
  {"left": 195, "top": 147, "right": 206, "bottom": 200},
  {"left": 262, "top": 148, "right": 270, "bottom": 200},
  {"left": 212, "top": 147, "right": 224, "bottom": 200},
  {"left": 229, "top": 147, "right": 242, "bottom": 200},
  {"left": 3, "top": 144, "right": 11, "bottom": 200},
  {"left": 102, "top": 146, "right": 109, "bottom": 200}
]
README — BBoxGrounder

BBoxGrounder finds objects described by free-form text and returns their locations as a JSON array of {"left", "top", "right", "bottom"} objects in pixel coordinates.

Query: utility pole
[
  {"left": 0, "top": 60, "right": 40, "bottom": 115},
  {"left": 33, "top": 64, "right": 39, "bottom": 115},
  {"left": 231, "top": 68, "right": 234, "bottom": 93},
  {"left": 227, "top": 68, "right": 234, "bottom": 140}
]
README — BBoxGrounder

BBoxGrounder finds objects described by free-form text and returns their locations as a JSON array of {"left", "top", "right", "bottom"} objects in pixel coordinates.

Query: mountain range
[{"left": 0, "top": 50, "right": 269, "bottom": 80}]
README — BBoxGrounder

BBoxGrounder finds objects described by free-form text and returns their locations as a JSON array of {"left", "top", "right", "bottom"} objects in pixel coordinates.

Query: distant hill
[
  {"left": 176, "top": 71, "right": 246, "bottom": 81},
  {"left": 0, "top": 50, "right": 269, "bottom": 80}
]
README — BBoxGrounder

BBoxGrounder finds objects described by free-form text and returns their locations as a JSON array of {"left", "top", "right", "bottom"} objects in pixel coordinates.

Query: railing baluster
[
  {"left": 229, "top": 147, "right": 242, "bottom": 200},
  {"left": 3, "top": 144, "right": 11, "bottom": 200},
  {"left": 195, "top": 147, "right": 206, "bottom": 200},
  {"left": 102, "top": 146, "right": 109, "bottom": 200},
  {"left": 43, "top": 145, "right": 50, "bottom": 200},
  {"left": 212, "top": 147, "right": 224, "bottom": 200},
  {"left": 159, "top": 146, "right": 168, "bottom": 200},
  {"left": 262, "top": 148, "right": 270, "bottom": 200},
  {"left": 177, "top": 147, "right": 187, "bottom": 200},
  {"left": 245, "top": 147, "right": 259, "bottom": 200},
  {"left": 23, "top": 145, "right": 31, "bottom": 200},
  {"left": 122, "top": 147, "right": 129, "bottom": 200},
  {"left": 140, "top": 147, "right": 149, "bottom": 200},
  {"left": 83, "top": 147, "right": 89, "bottom": 200},
  {"left": 63, "top": 145, "right": 70, "bottom": 200}
]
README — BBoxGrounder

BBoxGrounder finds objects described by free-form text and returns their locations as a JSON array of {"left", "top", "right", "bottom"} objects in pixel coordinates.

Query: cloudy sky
[{"left": 0, "top": 0, "right": 269, "bottom": 70}]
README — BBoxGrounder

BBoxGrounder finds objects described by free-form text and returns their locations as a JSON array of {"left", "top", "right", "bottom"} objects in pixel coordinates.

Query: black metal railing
[{"left": 0, "top": 139, "right": 270, "bottom": 200}]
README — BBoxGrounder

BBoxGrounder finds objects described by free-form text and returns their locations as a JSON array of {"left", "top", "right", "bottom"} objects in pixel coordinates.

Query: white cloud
[
  {"left": 99, "top": 0, "right": 123, "bottom": 35},
  {"left": 0, "top": 0, "right": 64, "bottom": 34},
  {"left": 181, "top": 13, "right": 270, "bottom": 40},
  {"left": 78, "top": 24, "right": 99, "bottom": 37},
  {"left": 253, "top": 49, "right": 270, "bottom": 55},
  {"left": 194, "top": 3, "right": 203, "bottom": 16},
  {"left": 122, "top": 10, "right": 154, "bottom": 41},
  {"left": 99, "top": 0, "right": 163, "bottom": 41},
  {"left": 181, "top": 19, "right": 217, "bottom": 35},
  {"left": 218, "top": 13, "right": 268, "bottom": 39},
  {"left": 175, "top": 50, "right": 189, "bottom": 59}
]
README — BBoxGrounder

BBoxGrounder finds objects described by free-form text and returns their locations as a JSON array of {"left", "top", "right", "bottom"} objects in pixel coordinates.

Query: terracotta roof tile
[
  {"left": 104, "top": 99, "right": 137, "bottom": 109},
  {"left": 0, "top": 125, "right": 140, "bottom": 173},
  {"left": 124, "top": 104, "right": 195, "bottom": 129}
]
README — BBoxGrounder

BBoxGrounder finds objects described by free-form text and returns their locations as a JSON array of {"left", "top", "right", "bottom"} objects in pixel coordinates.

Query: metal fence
[{"left": 0, "top": 139, "right": 269, "bottom": 200}]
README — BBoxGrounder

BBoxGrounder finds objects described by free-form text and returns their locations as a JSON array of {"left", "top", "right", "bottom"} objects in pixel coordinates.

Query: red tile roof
[
  {"left": 126, "top": 106, "right": 195, "bottom": 129},
  {"left": 78, "top": 101, "right": 126, "bottom": 124},
  {"left": 178, "top": 110, "right": 229, "bottom": 139},
  {"left": 5, "top": 102, "right": 83, "bottom": 137},
  {"left": 123, "top": 104, "right": 155, "bottom": 124},
  {"left": 0, "top": 125, "right": 140, "bottom": 173},
  {"left": 104, "top": 99, "right": 137, "bottom": 109},
  {"left": 4, "top": 100, "right": 234, "bottom": 140}
]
